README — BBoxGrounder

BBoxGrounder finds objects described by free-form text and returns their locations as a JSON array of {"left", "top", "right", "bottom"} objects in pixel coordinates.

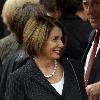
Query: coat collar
[
  {"left": 81, "top": 29, "right": 96, "bottom": 66},
  {"left": 25, "top": 57, "right": 61, "bottom": 97}
]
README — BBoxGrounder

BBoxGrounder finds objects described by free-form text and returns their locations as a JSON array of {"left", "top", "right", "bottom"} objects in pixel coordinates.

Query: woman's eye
[{"left": 52, "top": 37, "right": 58, "bottom": 41}]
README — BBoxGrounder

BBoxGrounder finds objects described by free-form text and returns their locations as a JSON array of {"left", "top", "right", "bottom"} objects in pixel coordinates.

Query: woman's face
[{"left": 40, "top": 26, "right": 64, "bottom": 60}]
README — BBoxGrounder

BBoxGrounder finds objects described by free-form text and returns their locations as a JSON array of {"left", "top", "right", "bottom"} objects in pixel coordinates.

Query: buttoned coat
[
  {"left": 4, "top": 57, "right": 87, "bottom": 100},
  {"left": 82, "top": 29, "right": 100, "bottom": 85}
]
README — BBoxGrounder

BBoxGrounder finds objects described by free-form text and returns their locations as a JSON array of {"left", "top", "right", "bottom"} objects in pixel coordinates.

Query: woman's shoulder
[
  {"left": 8, "top": 58, "right": 35, "bottom": 81},
  {"left": 8, "top": 65, "right": 29, "bottom": 81}
]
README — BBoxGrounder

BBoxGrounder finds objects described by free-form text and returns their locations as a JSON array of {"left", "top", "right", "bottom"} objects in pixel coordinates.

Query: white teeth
[{"left": 55, "top": 50, "right": 60, "bottom": 53}]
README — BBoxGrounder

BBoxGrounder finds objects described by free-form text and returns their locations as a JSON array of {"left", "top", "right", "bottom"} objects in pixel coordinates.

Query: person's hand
[{"left": 86, "top": 82, "right": 100, "bottom": 100}]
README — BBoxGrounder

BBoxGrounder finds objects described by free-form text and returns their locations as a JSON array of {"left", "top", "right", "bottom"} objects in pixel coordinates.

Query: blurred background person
[
  {"left": 39, "top": 0, "right": 62, "bottom": 20},
  {"left": 59, "top": 0, "right": 92, "bottom": 61},
  {"left": 4, "top": 15, "right": 87, "bottom": 100},
  {"left": 0, "top": 0, "right": 37, "bottom": 68},
  {"left": 76, "top": 0, "right": 89, "bottom": 22},
  {"left": 0, "top": 1, "right": 46, "bottom": 99}
]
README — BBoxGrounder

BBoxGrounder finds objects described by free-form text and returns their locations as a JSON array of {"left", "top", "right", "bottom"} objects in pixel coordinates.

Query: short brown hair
[{"left": 23, "top": 16, "right": 67, "bottom": 56}]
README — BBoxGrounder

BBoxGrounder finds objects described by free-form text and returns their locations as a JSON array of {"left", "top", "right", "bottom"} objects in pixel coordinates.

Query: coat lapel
[
  {"left": 62, "top": 58, "right": 81, "bottom": 100},
  {"left": 81, "top": 30, "right": 96, "bottom": 67},
  {"left": 82, "top": 29, "right": 100, "bottom": 84}
]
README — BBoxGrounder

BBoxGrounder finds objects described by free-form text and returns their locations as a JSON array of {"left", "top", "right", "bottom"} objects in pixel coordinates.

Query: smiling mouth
[{"left": 54, "top": 50, "right": 61, "bottom": 54}]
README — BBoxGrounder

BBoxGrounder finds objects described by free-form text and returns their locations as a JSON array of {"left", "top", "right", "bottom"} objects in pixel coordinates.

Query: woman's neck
[
  {"left": 34, "top": 56, "right": 57, "bottom": 77},
  {"left": 34, "top": 56, "right": 64, "bottom": 84},
  {"left": 34, "top": 56, "right": 54, "bottom": 69}
]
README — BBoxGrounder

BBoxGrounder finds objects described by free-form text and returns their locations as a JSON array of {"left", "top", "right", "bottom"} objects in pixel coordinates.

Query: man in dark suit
[{"left": 82, "top": 0, "right": 100, "bottom": 87}]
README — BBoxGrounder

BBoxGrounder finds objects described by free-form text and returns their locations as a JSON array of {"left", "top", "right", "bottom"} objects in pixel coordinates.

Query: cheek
[{"left": 42, "top": 45, "right": 51, "bottom": 55}]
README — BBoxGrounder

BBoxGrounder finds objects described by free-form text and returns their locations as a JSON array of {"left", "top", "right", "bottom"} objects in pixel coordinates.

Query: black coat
[
  {"left": 82, "top": 29, "right": 100, "bottom": 84},
  {"left": 4, "top": 57, "right": 87, "bottom": 100},
  {"left": 60, "top": 14, "right": 93, "bottom": 61}
]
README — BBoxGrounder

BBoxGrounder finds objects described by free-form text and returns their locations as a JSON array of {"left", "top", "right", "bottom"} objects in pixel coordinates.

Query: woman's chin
[{"left": 53, "top": 56, "right": 60, "bottom": 60}]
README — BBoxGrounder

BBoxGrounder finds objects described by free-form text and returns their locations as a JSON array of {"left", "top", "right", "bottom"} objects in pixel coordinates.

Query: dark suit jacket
[
  {"left": 82, "top": 29, "right": 100, "bottom": 84},
  {"left": 4, "top": 57, "right": 87, "bottom": 100},
  {"left": 60, "top": 14, "right": 93, "bottom": 61}
]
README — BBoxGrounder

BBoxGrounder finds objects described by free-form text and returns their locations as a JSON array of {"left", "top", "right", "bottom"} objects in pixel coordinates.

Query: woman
[{"left": 4, "top": 16, "right": 87, "bottom": 100}]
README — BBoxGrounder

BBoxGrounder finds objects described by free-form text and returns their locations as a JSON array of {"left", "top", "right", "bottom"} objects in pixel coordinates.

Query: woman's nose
[{"left": 58, "top": 40, "right": 64, "bottom": 48}]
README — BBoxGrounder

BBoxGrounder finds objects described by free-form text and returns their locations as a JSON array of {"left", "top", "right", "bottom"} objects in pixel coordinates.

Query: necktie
[{"left": 84, "top": 31, "right": 100, "bottom": 87}]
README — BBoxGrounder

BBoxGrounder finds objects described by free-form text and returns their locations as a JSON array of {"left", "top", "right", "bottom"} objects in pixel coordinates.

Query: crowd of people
[{"left": 0, "top": 0, "right": 100, "bottom": 100}]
